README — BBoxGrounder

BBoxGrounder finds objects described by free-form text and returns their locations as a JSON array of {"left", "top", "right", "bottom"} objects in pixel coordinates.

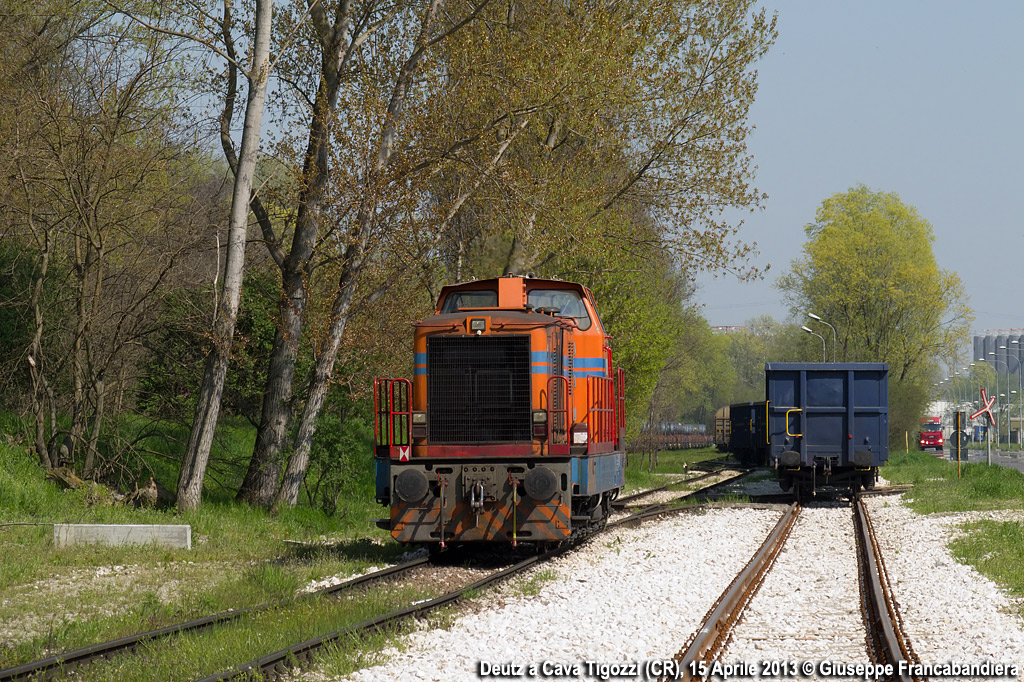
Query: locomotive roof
[{"left": 435, "top": 275, "right": 594, "bottom": 311}]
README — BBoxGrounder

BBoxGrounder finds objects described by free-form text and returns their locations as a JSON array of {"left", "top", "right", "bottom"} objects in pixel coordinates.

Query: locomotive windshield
[
  {"left": 440, "top": 290, "right": 497, "bottom": 312},
  {"left": 439, "top": 286, "right": 592, "bottom": 330},
  {"left": 527, "top": 289, "right": 591, "bottom": 330}
]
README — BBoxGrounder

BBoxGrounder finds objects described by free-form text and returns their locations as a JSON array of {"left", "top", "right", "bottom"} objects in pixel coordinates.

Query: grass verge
[
  {"left": 883, "top": 451, "right": 1024, "bottom": 617},
  {"left": 0, "top": 435, "right": 403, "bottom": 668},
  {"left": 882, "top": 452, "right": 1024, "bottom": 514},
  {"left": 624, "top": 446, "right": 724, "bottom": 490}
]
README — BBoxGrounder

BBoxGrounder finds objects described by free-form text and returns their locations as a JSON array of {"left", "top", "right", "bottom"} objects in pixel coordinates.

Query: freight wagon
[{"left": 765, "top": 362, "right": 889, "bottom": 498}]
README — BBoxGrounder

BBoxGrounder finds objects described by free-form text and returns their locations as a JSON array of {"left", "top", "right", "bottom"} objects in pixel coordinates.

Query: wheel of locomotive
[{"left": 862, "top": 472, "right": 876, "bottom": 490}]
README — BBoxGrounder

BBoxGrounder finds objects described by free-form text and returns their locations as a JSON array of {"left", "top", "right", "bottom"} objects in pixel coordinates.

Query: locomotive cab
[{"left": 373, "top": 275, "right": 625, "bottom": 546}]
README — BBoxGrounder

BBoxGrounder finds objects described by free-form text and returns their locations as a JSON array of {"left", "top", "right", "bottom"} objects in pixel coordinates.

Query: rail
[
  {"left": 854, "top": 496, "right": 924, "bottom": 681},
  {"left": 662, "top": 502, "right": 800, "bottom": 681},
  {"left": 0, "top": 556, "right": 431, "bottom": 682}
]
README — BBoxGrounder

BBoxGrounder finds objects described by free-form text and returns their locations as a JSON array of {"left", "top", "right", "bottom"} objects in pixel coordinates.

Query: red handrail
[
  {"left": 547, "top": 375, "right": 569, "bottom": 445},
  {"left": 616, "top": 367, "right": 625, "bottom": 447},
  {"left": 373, "top": 377, "right": 411, "bottom": 447},
  {"left": 587, "top": 375, "right": 615, "bottom": 445}
]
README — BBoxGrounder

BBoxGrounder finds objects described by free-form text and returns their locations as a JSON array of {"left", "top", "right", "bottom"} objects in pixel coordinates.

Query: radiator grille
[{"left": 427, "top": 335, "right": 532, "bottom": 443}]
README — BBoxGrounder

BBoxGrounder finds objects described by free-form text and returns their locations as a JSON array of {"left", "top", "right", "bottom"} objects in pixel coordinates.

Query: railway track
[
  {"left": 661, "top": 495, "right": 923, "bottom": 682},
  {"left": 0, "top": 556, "right": 432, "bottom": 682},
  {"left": 197, "top": 500, "right": 727, "bottom": 682},
  {"left": 1, "top": 469, "right": 742, "bottom": 682},
  {"left": 661, "top": 502, "right": 800, "bottom": 680},
  {"left": 854, "top": 495, "right": 924, "bottom": 681},
  {"left": 614, "top": 468, "right": 752, "bottom": 509}
]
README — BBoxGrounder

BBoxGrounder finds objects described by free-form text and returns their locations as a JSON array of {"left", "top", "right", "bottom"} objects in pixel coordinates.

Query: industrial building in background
[{"left": 970, "top": 331, "right": 1024, "bottom": 444}]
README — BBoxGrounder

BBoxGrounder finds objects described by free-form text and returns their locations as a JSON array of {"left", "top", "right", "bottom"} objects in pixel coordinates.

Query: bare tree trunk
[
  {"left": 273, "top": 266, "right": 358, "bottom": 509},
  {"left": 272, "top": 0, "right": 444, "bottom": 509},
  {"left": 83, "top": 371, "right": 104, "bottom": 476},
  {"left": 503, "top": 210, "right": 537, "bottom": 275},
  {"left": 176, "top": 0, "right": 274, "bottom": 512},
  {"left": 237, "top": 0, "right": 360, "bottom": 507},
  {"left": 26, "top": 218, "right": 53, "bottom": 469},
  {"left": 273, "top": 1, "right": 510, "bottom": 508}
]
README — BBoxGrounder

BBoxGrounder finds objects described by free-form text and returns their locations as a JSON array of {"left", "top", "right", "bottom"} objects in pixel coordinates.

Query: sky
[{"left": 694, "top": 1, "right": 1024, "bottom": 341}]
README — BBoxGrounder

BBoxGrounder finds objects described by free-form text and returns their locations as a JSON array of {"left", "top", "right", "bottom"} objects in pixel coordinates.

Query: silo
[
  {"left": 983, "top": 335, "right": 996, "bottom": 364},
  {"left": 974, "top": 335, "right": 985, "bottom": 364},
  {"left": 997, "top": 334, "right": 1009, "bottom": 369}
]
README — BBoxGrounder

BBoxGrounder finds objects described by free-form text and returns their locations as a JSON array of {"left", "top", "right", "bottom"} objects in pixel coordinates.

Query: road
[{"left": 937, "top": 447, "right": 1024, "bottom": 474}]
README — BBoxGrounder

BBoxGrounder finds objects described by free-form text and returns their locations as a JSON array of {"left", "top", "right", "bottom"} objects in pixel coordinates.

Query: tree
[
  {"left": 176, "top": 0, "right": 274, "bottom": 512},
  {"left": 776, "top": 185, "right": 972, "bottom": 437},
  {"left": 0, "top": 2, "right": 221, "bottom": 477}
]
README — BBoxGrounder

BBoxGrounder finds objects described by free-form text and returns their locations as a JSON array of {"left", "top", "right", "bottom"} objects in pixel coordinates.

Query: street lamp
[
  {"left": 988, "top": 352, "right": 1010, "bottom": 448},
  {"left": 801, "top": 326, "right": 826, "bottom": 362},
  {"left": 806, "top": 312, "right": 837, "bottom": 362},
  {"left": 1002, "top": 342, "right": 1023, "bottom": 450}
]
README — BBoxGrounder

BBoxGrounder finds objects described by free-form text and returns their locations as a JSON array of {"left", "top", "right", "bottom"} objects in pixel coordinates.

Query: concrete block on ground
[{"left": 53, "top": 523, "right": 191, "bottom": 549}]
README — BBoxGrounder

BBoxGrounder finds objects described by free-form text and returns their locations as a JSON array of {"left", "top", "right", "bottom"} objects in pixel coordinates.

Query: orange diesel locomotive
[{"left": 373, "top": 275, "right": 625, "bottom": 547}]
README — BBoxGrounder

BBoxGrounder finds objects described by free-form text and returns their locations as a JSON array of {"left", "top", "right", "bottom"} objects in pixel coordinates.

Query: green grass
[
  {"left": 880, "top": 451, "right": 1024, "bottom": 619},
  {"left": 949, "top": 520, "right": 1024, "bottom": 613},
  {"left": 66, "top": 584, "right": 433, "bottom": 682},
  {"left": 0, "top": 425, "right": 404, "bottom": 672},
  {"left": 882, "top": 452, "right": 1024, "bottom": 514},
  {"left": 517, "top": 568, "right": 558, "bottom": 596},
  {"left": 624, "top": 446, "right": 722, "bottom": 490}
]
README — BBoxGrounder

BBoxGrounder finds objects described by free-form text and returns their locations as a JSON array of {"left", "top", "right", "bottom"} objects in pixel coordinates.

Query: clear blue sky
[{"left": 695, "top": 1, "right": 1024, "bottom": 340}]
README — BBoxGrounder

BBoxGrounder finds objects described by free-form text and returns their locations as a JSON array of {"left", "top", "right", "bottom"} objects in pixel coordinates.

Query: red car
[{"left": 919, "top": 417, "right": 943, "bottom": 452}]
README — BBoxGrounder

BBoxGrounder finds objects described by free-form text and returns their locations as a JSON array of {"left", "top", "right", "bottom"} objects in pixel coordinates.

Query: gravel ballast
[
  {"left": 865, "top": 496, "right": 1024, "bottom": 680},
  {"left": 324, "top": 492, "right": 1024, "bottom": 682},
  {"left": 338, "top": 508, "right": 782, "bottom": 682}
]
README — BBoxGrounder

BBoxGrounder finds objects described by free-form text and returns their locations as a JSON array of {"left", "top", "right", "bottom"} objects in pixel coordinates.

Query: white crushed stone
[
  {"left": 865, "top": 495, "right": 1024, "bottom": 680},
  {"left": 724, "top": 503, "right": 868, "bottom": 669},
  {"left": 298, "top": 549, "right": 428, "bottom": 595},
  {"left": 332, "top": 508, "right": 782, "bottom": 682},
  {"left": 316, "top": 490, "right": 1024, "bottom": 682}
]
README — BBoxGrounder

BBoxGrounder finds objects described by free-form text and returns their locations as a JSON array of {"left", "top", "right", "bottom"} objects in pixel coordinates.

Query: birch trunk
[
  {"left": 273, "top": 0, "right": 443, "bottom": 508},
  {"left": 176, "top": 0, "right": 274, "bottom": 512}
]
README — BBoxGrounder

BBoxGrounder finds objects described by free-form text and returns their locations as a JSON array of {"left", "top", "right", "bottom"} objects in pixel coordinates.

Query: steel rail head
[
  {"left": 195, "top": 551, "right": 551, "bottom": 682},
  {"left": 0, "top": 555, "right": 433, "bottom": 682},
  {"left": 667, "top": 502, "right": 800, "bottom": 682},
  {"left": 854, "top": 496, "right": 922, "bottom": 682}
]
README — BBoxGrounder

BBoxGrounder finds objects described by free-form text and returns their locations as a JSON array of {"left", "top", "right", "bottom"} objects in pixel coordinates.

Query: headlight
[
  {"left": 412, "top": 412, "right": 427, "bottom": 425},
  {"left": 469, "top": 318, "right": 486, "bottom": 333},
  {"left": 572, "top": 430, "right": 588, "bottom": 444},
  {"left": 532, "top": 410, "right": 548, "bottom": 424}
]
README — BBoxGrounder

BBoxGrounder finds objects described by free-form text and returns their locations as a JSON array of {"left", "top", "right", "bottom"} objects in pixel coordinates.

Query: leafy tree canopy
[{"left": 777, "top": 185, "right": 972, "bottom": 436}]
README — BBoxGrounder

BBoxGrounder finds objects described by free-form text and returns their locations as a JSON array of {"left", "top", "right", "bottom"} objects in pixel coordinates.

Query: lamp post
[
  {"left": 1002, "top": 343, "right": 1024, "bottom": 450},
  {"left": 988, "top": 353, "right": 1010, "bottom": 449},
  {"left": 807, "top": 312, "right": 837, "bottom": 362},
  {"left": 801, "top": 325, "right": 826, "bottom": 362}
]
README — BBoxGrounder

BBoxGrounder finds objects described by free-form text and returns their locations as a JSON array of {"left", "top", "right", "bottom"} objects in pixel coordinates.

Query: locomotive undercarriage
[{"left": 381, "top": 459, "right": 619, "bottom": 546}]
